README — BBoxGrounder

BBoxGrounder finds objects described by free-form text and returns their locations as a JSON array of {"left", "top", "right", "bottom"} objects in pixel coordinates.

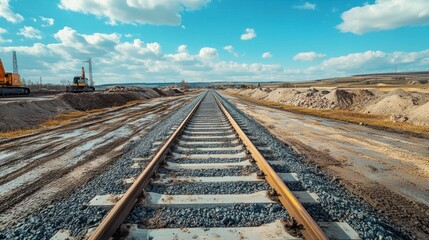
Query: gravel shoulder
[{"left": 221, "top": 92, "right": 429, "bottom": 239}]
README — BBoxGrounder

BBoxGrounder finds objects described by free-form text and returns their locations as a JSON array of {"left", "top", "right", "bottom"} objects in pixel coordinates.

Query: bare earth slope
[
  {"left": 222, "top": 93, "right": 429, "bottom": 239},
  {"left": 0, "top": 87, "right": 185, "bottom": 132}
]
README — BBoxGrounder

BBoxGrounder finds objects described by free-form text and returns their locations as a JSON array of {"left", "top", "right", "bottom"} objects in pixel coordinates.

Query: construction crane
[
  {"left": 0, "top": 52, "right": 30, "bottom": 96},
  {"left": 66, "top": 66, "right": 95, "bottom": 93}
]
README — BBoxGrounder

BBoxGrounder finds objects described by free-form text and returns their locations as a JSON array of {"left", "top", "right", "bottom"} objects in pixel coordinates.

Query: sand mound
[
  {"left": 365, "top": 94, "right": 413, "bottom": 115},
  {"left": 228, "top": 87, "right": 429, "bottom": 126},
  {"left": 325, "top": 89, "right": 356, "bottom": 109},
  {"left": 409, "top": 102, "right": 429, "bottom": 126}
]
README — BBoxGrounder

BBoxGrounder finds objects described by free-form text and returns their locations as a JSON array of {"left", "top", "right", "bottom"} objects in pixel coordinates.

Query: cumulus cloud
[
  {"left": 3, "top": 26, "right": 429, "bottom": 84},
  {"left": 40, "top": 16, "right": 55, "bottom": 27},
  {"left": 0, "top": 0, "right": 24, "bottom": 23},
  {"left": 223, "top": 45, "right": 238, "bottom": 57},
  {"left": 262, "top": 52, "right": 273, "bottom": 59},
  {"left": 17, "top": 26, "right": 42, "bottom": 40},
  {"left": 58, "top": 0, "right": 210, "bottom": 25},
  {"left": 178, "top": 45, "right": 188, "bottom": 53},
  {"left": 294, "top": 2, "right": 316, "bottom": 10},
  {"left": 199, "top": 47, "right": 218, "bottom": 60},
  {"left": 0, "top": 27, "right": 290, "bottom": 83},
  {"left": 293, "top": 52, "right": 326, "bottom": 62},
  {"left": 241, "top": 28, "right": 256, "bottom": 40},
  {"left": 0, "top": 27, "right": 12, "bottom": 43},
  {"left": 337, "top": 0, "right": 429, "bottom": 35}
]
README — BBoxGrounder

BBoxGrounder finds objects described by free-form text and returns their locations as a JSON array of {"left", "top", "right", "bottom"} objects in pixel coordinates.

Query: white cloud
[
  {"left": 294, "top": 2, "right": 316, "bottom": 10},
  {"left": 58, "top": 0, "right": 210, "bottom": 25},
  {"left": 337, "top": 0, "right": 429, "bottom": 35},
  {"left": 240, "top": 28, "right": 256, "bottom": 40},
  {"left": 293, "top": 52, "right": 326, "bottom": 62},
  {"left": 3, "top": 27, "right": 429, "bottom": 84},
  {"left": 0, "top": 0, "right": 24, "bottom": 23},
  {"left": 223, "top": 45, "right": 238, "bottom": 57},
  {"left": 178, "top": 45, "right": 188, "bottom": 53},
  {"left": 0, "top": 27, "right": 12, "bottom": 43},
  {"left": 17, "top": 26, "right": 42, "bottom": 40},
  {"left": 40, "top": 16, "right": 55, "bottom": 27},
  {"left": 262, "top": 52, "right": 273, "bottom": 59},
  {"left": 199, "top": 47, "right": 218, "bottom": 60},
  {"left": 0, "top": 27, "right": 288, "bottom": 83}
]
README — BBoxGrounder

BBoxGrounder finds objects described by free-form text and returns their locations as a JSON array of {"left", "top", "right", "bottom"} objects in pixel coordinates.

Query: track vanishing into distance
[{"left": 65, "top": 91, "right": 359, "bottom": 240}]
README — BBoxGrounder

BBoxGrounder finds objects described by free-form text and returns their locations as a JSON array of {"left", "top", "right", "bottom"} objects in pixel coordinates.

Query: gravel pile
[
  {"left": 215, "top": 92, "right": 409, "bottom": 239},
  {"left": 0, "top": 93, "right": 204, "bottom": 239}
]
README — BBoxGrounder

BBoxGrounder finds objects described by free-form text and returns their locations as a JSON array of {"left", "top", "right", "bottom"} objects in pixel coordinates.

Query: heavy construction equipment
[
  {"left": 66, "top": 67, "right": 95, "bottom": 93},
  {"left": 0, "top": 57, "right": 30, "bottom": 96}
]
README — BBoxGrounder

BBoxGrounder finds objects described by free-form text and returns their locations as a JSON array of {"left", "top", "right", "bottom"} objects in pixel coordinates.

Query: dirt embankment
[
  {"left": 0, "top": 87, "right": 185, "bottom": 132},
  {"left": 227, "top": 87, "right": 429, "bottom": 126}
]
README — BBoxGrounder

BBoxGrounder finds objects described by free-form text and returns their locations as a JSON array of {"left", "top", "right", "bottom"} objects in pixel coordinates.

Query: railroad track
[{"left": 56, "top": 90, "right": 359, "bottom": 239}]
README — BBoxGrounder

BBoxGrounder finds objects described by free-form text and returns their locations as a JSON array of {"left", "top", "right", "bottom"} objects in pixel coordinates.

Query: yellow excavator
[
  {"left": 0, "top": 58, "right": 30, "bottom": 95},
  {"left": 66, "top": 67, "right": 95, "bottom": 93}
]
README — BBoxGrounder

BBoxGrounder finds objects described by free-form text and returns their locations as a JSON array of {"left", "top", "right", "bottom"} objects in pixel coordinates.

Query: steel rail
[
  {"left": 214, "top": 91, "right": 328, "bottom": 240},
  {"left": 88, "top": 91, "right": 207, "bottom": 240}
]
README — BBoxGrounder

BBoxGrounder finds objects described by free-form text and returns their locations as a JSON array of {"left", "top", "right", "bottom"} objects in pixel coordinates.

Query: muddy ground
[
  {"left": 0, "top": 94, "right": 195, "bottom": 230},
  {"left": 221, "top": 92, "right": 429, "bottom": 239}
]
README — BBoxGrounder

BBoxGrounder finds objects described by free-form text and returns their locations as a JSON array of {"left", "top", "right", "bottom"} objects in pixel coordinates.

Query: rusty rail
[
  {"left": 214, "top": 92, "right": 328, "bottom": 240},
  {"left": 88, "top": 92, "right": 207, "bottom": 240}
]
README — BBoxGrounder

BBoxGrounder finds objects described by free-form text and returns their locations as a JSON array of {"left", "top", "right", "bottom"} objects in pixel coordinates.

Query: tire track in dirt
[
  {"left": 0, "top": 103, "right": 170, "bottom": 176},
  {"left": 0, "top": 106, "right": 167, "bottom": 186}
]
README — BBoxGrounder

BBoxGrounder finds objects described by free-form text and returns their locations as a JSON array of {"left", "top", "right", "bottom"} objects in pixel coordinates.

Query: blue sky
[{"left": 0, "top": 0, "right": 429, "bottom": 84}]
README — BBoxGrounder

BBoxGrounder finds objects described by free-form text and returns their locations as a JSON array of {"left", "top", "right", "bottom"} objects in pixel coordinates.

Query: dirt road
[
  {"left": 0, "top": 95, "right": 194, "bottom": 230},
  {"left": 221, "top": 92, "right": 429, "bottom": 238}
]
